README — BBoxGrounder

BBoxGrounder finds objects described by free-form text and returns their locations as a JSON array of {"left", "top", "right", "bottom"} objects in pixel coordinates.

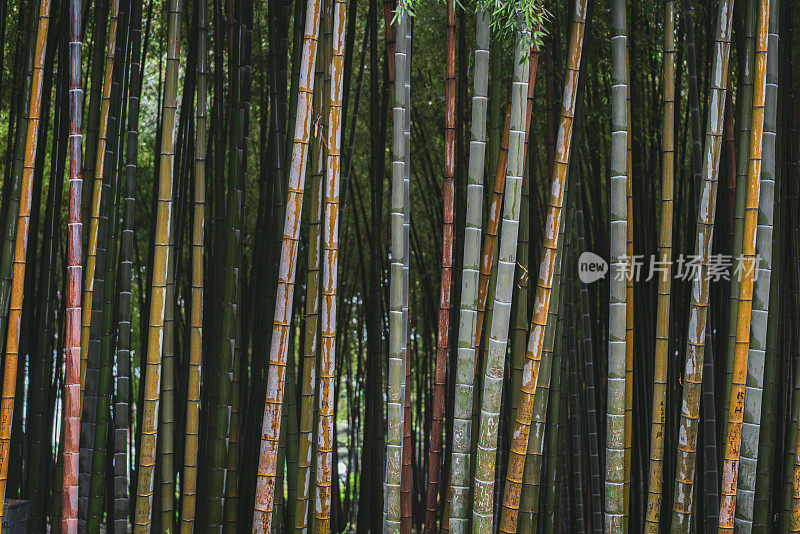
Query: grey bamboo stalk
[
  {"left": 670, "top": 0, "right": 735, "bottom": 530},
  {"left": 446, "top": 8, "right": 489, "bottom": 533},
  {"left": 179, "top": 0, "right": 207, "bottom": 528},
  {"left": 606, "top": 0, "right": 628, "bottom": 530},
  {"left": 252, "top": 0, "right": 322, "bottom": 528},
  {"left": 644, "top": 1, "right": 675, "bottom": 530},
  {"left": 733, "top": 0, "right": 778, "bottom": 530},
  {"left": 472, "top": 21, "right": 530, "bottom": 533},
  {"left": 384, "top": 9, "right": 408, "bottom": 533},
  {"left": 132, "top": 0, "right": 182, "bottom": 529}
]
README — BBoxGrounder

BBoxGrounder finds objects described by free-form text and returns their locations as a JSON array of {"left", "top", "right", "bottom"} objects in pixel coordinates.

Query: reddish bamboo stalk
[
  {"left": 62, "top": 0, "right": 84, "bottom": 531},
  {"left": 423, "top": 1, "right": 456, "bottom": 530}
]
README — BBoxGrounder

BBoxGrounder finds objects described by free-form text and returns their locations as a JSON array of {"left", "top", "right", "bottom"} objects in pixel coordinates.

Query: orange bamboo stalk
[
  {"left": 0, "top": 0, "right": 51, "bottom": 521},
  {"left": 718, "top": 0, "right": 771, "bottom": 530},
  {"left": 253, "top": 0, "right": 323, "bottom": 530}
]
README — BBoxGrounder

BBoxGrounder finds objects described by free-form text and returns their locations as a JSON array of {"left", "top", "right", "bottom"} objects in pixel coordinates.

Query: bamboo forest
[{"left": 2, "top": 0, "right": 800, "bottom": 531}]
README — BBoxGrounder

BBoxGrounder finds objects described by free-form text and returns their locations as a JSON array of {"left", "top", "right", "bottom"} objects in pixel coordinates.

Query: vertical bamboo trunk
[
  {"left": 446, "top": 9, "right": 489, "bottom": 532},
  {"left": 724, "top": 0, "right": 757, "bottom": 424},
  {"left": 114, "top": 0, "right": 144, "bottom": 528},
  {"left": 471, "top": 21, "right": 530, "bottom": 533},
  {"left": 293, "top": 0, "right": 326, "bottom": 526},
  {"left": 718, "top": 1, "right": 770, "bottom": 530},
  {"left": 315, "top": 0, "right": 345, "bottom": 530},
  {"left": 384, "top": 8, "right": 408, "bottom": 534},
  {"left": 252, "top": 0, "right": 322, "bottom": 529},
  {"left": 424, "top": 1, "right": 456, "bottom": 530},
  {"left": 62, "top": 0, "right": 84, "bottom": 530},
  {"left": 179, "top": 1, "right": 206, "bottom": 530},
  {"left": 606, "top": 0, "right": 628, "bottom": 530},
  {"left": 644, "top": 2, "right": 675, "bottom": 531},
  {"left": 498, "top": 2, "right": 587, "bottom": 531},
  {"left": 132, "top": 0, "right": 182, "bottom": 529},
  {"left": 670, "top": 0, "right": 735, "bottom": 530},
  {"left": 0, "top": 0, "right": 51, "bottom": 521},
  {"left": 734, "top": 1, "right": 778, "bottom": 531},
  {"left": 80, "top": 0, "right": 120, "bottom": 408}
]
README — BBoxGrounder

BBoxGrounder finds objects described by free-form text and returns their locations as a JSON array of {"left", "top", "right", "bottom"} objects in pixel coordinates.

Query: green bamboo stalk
[
  {"left": 114, "top": 0, "right": 144, "bottom": 528},
  {"left": 670, "top": 0, "right": 735, "bottom": 530},
  {"left": 543, "top": 310, "right": 568, "bottom": 534},
  {"left": 384, "top": 9, "right": 408, "bottom": 533},
  {"left": 734, "top": 1, "right": 779, "bottom": 530},
  {"left": 471, "top": 21, "right": 530, "bottom": 533},
  {"left": 446, "top": 8, "right": 489, "bottom": 533}
]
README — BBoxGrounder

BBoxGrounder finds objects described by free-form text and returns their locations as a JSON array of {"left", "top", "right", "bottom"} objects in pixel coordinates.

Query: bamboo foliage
[
  {"left": 671, "top": 0, "right": 734, "bottom": 530},
  {"left": 719, "top": 1, "right": 770, "bottom": 529},
  {"left": 132, "top": 0, "right": 182, "bottom": 529},
  {"left": 447, "top": 8, "right": 489, "bottom": 532},
  {"left": 253, "top": 0, "right": 322, "bottom": 529}
]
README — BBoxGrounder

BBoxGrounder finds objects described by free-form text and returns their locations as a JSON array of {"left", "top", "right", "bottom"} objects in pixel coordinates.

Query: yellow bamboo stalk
[
  {"left": 132, "top": 0, "right": 182, "bottom": 529},
  {"left": 718, "top": 1, "right": 770, "bottom": 531},
  {"left": 0, "top": 0, "right": 51, "bottom": 522},
  {"left": 79, "top": 0, "right": 120, "bottom": 410}
]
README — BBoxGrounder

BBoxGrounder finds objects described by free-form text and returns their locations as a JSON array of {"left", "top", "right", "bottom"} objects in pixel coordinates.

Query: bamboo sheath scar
[
  {"left": 63, "top": 0, "right": 84, "bottom": 530},
  {"left": 79, "top": 0, "right": 120, "bottom": 410},
  {"left": 498, "top": 1, "right": 587, "bottom": 531},
  {"left": 718, "top": 0, "right": 770, "bottom": 530},
  {"left": 253, "top": 0, "right": 322, "bottom": 530},
  {"left": 670, "top": 0, "right": 734, "bottom": 531},
  {"left": 132, "top": 0, "right": 182, "bottom": 530},
  {"left": 0, "top": 0, "right": 51, "bottom": 523}
]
